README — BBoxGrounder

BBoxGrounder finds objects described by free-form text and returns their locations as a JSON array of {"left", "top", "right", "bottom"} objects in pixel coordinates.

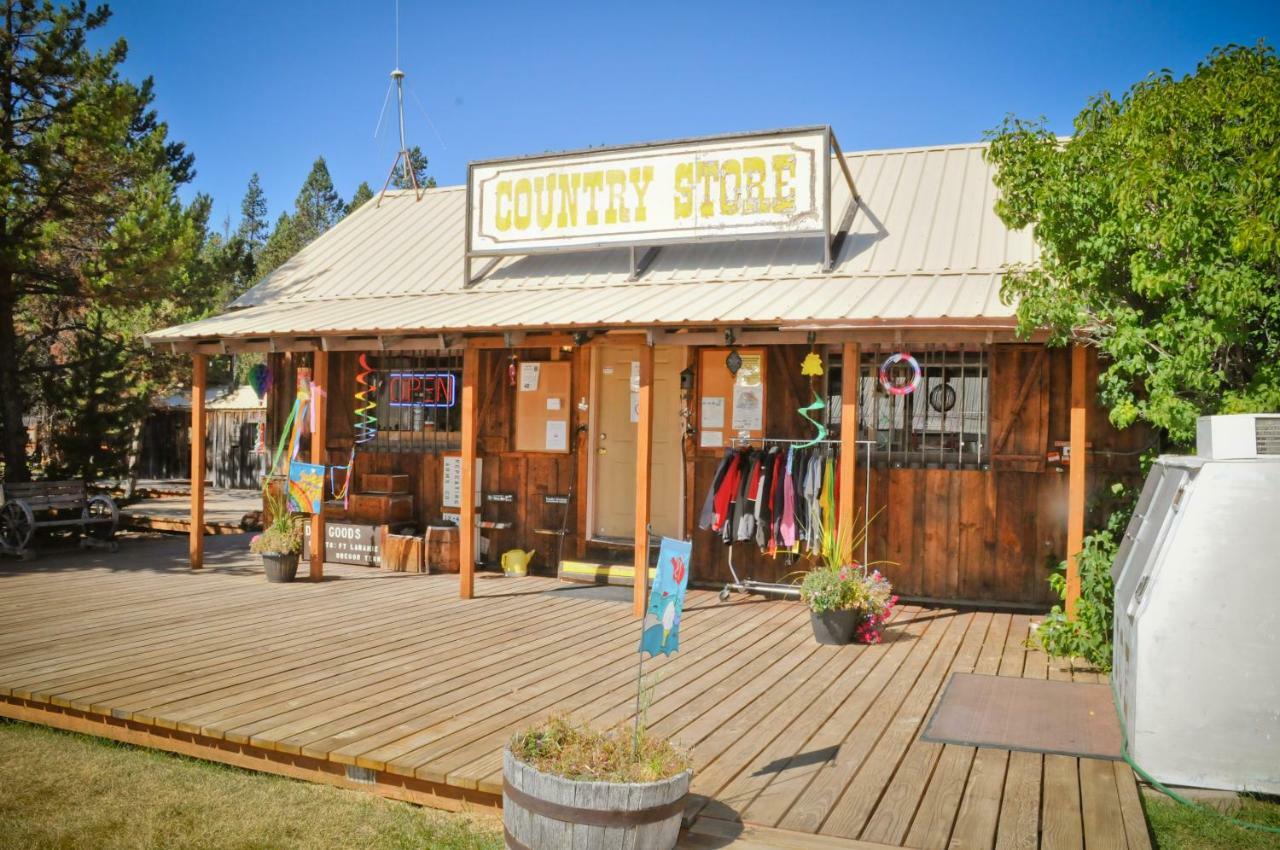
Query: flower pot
[
  {"left": 809, "top": 609, "right": 861, "bottom": 645},
  {"left": 502, "top": 749, "right": 691, "bottom": 850},
  {"left": 262, "top": 552, "right": 299, "bottom": 583}
]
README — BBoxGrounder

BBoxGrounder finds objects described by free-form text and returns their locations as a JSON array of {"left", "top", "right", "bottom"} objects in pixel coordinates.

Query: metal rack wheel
[
  {"left": 719, "top": 585, "right": 732, "bottom": 603},
  {"left": 1, "top": 500, "right": 35, "bottom": 552},
  {"left": 83, "top": 495, "right": 120, "bottom": 540}
]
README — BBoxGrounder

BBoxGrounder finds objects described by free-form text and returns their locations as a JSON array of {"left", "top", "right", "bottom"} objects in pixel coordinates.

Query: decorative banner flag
[
  {"left": 640, "top": 537, "right": 693, "bottom": 658},
  {"left": 287, "top": 460, "right": 325, "bottom": 514}
]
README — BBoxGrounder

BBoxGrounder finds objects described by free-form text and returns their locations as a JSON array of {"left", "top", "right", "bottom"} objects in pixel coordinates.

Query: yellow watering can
[{"left": 501, "top": 548, "right": 536, "bottom": 576}]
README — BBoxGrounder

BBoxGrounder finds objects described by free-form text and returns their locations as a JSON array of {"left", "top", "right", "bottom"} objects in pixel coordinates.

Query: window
[
  {"left": 365, "top": 351, "right": 464, "bottom": 453},
  {"left": 855, "top": 347, "right": 990, "bottom": 469}
]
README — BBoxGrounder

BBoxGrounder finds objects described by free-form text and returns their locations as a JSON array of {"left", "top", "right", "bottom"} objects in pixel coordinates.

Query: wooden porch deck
[{"left": 0, "top": 536, "right": 1150, "bottom": 849}]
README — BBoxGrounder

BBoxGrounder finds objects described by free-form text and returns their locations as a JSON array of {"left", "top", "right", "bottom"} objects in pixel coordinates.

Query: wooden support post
[
  {"left": 309, "top": 349, "right": 329, "bottom": 582},
  {"left": 1066, "top": 344, "right": 1088, "bottom": 618},
  {"left": 189, "top": 354, "right": 207, "bottom": 569},
  {"left": 459, "top": 347, "right": 479, "bottom": 599},
  {"left": 838, "top": 343, "right": 860, "bottom": 563},
  {"left": 633, "top": 343, "right": 655, "bottom": 619}
]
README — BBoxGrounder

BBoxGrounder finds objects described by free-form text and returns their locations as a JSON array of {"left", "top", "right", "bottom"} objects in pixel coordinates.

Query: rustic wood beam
[
  {"left": 838, "top": 343, "right": 860, "bottom": 563},
  {"left": 459, "top": 347, "right": 480, "bottom": 599},
  {"left": 309, "top": 349, "right": 329, "bottom": 582},
  {"left": 189, "top": 354, "right": 207, "bottom": 570},
  {"left": 1066, "top": 344, "right": 1088, "bottom": 618},
  {"left": 633, "top": 343, "right": 655, "bottom": 619}
]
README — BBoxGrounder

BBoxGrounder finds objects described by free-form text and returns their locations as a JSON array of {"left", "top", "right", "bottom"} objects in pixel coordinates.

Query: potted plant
[
  {"left": 799, "top": 520, "right": 897, "bottom": 645},
  {"left": 250, "top": 483, "right": 303, "bottom": 582},
  {"left": 503, "top": 715, "right": 692, "bottom": 850}
]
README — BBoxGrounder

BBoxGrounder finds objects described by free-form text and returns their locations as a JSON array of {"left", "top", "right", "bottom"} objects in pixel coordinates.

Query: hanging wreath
[{"left": 879, "top": 352, "right": 921, "bottom": 396}]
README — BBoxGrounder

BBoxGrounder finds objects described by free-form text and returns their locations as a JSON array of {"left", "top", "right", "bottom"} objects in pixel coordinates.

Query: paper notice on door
[
  {"left": 519, "top": 362, "right": 541, "bottom": 391},
  {"left": 545, "top": 420, "right": 567, "bottom": 452},
  {"left": 701, "top": 396, "right": 725, "bottom": 429},
  {"left": 700, "top": 429, "right": 724, "bottom": 448},
  {"left": 732, "top": 384, "right": 763, "bottom": 431},
  {"left": 546, "top": 397, "right": 561, "bottom": 411}
]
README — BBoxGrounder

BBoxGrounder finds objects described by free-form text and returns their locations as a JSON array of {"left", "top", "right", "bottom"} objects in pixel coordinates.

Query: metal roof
[{"left": 148, "top": 141, "right": 1033, "bottom": 344}]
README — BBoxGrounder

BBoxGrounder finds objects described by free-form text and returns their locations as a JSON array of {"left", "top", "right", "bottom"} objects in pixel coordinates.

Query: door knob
[{"left": 598, "top": 447, "right": 607, "bottom": 455}]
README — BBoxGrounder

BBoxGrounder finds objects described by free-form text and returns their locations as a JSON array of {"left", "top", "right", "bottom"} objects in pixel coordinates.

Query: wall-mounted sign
[
  {"left": 387, "top": 371, "right": 456, "bottom": 408},
  {"left": 485, "top": 492, "right": 515, "bottom": 503},
  {"left": 467, "top": 127, "right": 830, "bottom": 257},
  {"left": 302, "top": 521, "right": 381, "bottom": 567}
]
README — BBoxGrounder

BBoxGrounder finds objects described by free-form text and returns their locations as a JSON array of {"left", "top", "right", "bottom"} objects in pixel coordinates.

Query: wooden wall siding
[
  {"left": 265, "top": 341, "right": 1144, "bottom": 606},
  {"left": 208, "top": 410, "right": 267, "bottom": 490}
]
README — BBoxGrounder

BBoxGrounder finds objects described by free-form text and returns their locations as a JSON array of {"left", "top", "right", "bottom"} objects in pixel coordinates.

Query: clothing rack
[{"left": 717, "top": 437, "right": 875, "bottom": 602}]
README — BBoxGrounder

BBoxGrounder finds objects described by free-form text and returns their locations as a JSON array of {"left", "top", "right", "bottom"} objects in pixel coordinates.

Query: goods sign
[
  {"left": 302, "top": 521, "right": 381, "bottom": 567},
  {"left": 467, "top": 127, "right": 830, "bottom": 256}
]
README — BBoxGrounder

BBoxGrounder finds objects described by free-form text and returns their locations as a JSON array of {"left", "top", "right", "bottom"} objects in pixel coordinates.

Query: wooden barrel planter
[{"left": 502, "top": 749, "right": 691, "bottom": 850}]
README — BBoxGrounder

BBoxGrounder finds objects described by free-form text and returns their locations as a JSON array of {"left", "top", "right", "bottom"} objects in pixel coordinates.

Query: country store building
[{"left": 146, "top": 127, "right": 1145, "bottom": 613}]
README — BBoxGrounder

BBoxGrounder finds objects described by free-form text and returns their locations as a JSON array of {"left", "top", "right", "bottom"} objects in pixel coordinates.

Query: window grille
[
  {"left": 855, "top": 347, "right": 990, "bottom": 470},
  {"left": 365, "top": 350, "right": 464, "bottom": 454}
]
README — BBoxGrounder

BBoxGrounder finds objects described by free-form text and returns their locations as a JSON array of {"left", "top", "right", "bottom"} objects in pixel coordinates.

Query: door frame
[{"left": 584, "top": 342, "right": 685, "bottom": 545}]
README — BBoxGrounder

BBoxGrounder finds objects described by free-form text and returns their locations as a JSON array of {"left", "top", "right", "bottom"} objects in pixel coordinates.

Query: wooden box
[
  {"left": 348, "top": 493, "right": 413, "bottom": 524},
  {"left": 425, "top": 525, "right": 460, "bottom": 574},
  {"left": 360, "top": 473, "right": 410, "bottom": 494},
  {"left": 380, "top": 529, "right": 426, "bottom": 573}
]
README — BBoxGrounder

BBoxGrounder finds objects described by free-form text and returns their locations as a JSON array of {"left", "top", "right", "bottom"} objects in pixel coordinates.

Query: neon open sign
[{"left": 386, "top": 371, "right": 457, "bottom": 408}]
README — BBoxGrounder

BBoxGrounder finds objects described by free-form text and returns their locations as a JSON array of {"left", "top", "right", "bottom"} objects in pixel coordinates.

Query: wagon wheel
[
  {"left": 83, "top": 495, "right": 120, "bottom": 540},
  {"left": 0, "top": 500, "right": 35, "bottom": 552}
]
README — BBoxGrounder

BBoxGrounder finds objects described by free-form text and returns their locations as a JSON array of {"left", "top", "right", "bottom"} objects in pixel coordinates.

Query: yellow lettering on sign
[
  {"left": 772, "top": 154, "right": 796, "bottom": 214},
  {"left": 513, "top": 178, "right": 532, "bottom": 230},
  {"left": 583, "top": 172, "right": 604, "bottom": 225},
  {"left": 719, "top": 159, "right": 741, "bottom": 216},
  {"left": 697, "top": 160, "right": 718, "bottom": 218},
  {"left": 674, "top": 163, "right": 693, "bottom": 220},
  {"left": 604, "top": 169, "right": 629, "bottom": 225},
  {"left": 534, "top": 176, "right": 554, "bottom": 229},
  {"left": 495, "top": 180, "right": 513, "bottom": 232},
  {"left": 741, "top": 157, "right": 766, "bottom": 214},
  {"left": 556, "top": 173, "right": 580, "bottom": 228},
  {"left": 630, "top": 166, "right": 653, "bottom": 223}
]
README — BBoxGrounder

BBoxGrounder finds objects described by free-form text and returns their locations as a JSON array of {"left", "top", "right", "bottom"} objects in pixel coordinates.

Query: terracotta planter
[
  {"left": 262, "top": 552, "right": 299, "bottom": 583},
  {"left": 502, "top": 749, "right": 691, "bottom": 850},
  {"left": 809, "top": 608, "right": 861, "bottom": 644}
]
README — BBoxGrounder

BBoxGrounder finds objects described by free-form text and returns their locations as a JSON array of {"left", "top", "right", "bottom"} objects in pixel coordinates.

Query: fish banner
[
  {"left": 640, "top": 537, "right": 692, "bottom": 658},
  {"left": 287, "top": 461, "right": 325, "bottom": 514}
]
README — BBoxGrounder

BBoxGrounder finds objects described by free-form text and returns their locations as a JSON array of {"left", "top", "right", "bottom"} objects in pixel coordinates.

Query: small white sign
[
  {"left": 519, "top": 362, "right": 541, "bottom": 391},
  {"left": 442, "top": 456, "right": 483, "bottom": 509},
  {"left": 546, "top": 397, "right": 562, "bottom": 411},
  {"left": 700, "top": 429, "right": 724, "bottom": 448},
  {"left": 545, "top": 420, "right": 568, "bottom": 452},
  {"left": 701, "top": 396, "right": 725, "bottom": 429},
  {"left": 732, "top": 384, "right": 763, "bottom": 431}
]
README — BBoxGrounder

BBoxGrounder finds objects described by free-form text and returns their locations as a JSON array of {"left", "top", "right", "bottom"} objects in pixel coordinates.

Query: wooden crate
[
  {"left": 348, "top": 493, "right": 413, "bottom": 524},
  {"left": 425, "top": 525, "right": 460, "bottom": 574},
  {"left": 360, "top": 473, "right": 410, "bottom": 494},
  {"left": 380, "top": 529, "right": 426, "bottom": 573}
]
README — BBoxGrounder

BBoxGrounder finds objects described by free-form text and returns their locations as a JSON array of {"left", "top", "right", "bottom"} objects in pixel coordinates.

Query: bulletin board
[
  {"left": 697, "top": 347, "right": 766, "bottom": 450},
  {"left": 515, "top": 360, "right": 572, "bottom": 453}
]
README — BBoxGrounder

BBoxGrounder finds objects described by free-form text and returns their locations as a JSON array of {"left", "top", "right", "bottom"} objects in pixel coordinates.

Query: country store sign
[{"left": 467, "top": 127, "right": 830, "bottom": 255}]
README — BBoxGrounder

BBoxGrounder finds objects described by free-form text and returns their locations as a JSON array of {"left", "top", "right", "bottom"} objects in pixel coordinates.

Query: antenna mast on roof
[{"left": 377, "top": 0, "right": 422, "bottom": 206}]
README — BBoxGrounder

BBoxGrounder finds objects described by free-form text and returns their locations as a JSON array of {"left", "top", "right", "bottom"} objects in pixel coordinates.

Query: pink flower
[{"left": 250, "top": 534, "right": 261, "bottom": 545}]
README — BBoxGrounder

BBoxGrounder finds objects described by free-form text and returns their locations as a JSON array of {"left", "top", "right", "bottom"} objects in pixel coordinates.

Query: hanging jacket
[
  {"left": 698, "top": 449, "right": 735, "bottom": 530},
  {"left": 779, "top": 448, "right": 797, "bottom": 548},
  {"left": 756, "top": 448, "right": 778, "bottom": 549},
  {"left": 711, "top": 452, "right": 744, "bottom": 532},
  {"left": 735, "top": 452, "right": 760, "bottom": 542}
]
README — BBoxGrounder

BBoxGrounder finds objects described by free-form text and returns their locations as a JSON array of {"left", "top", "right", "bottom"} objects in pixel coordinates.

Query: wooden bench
[{"left": 0, "top": 481, "right": 119, "bottom": 559}]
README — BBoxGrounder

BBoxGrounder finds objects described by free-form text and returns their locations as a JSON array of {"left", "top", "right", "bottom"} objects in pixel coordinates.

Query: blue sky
[{"left": 100, "top": 0, "right": 1277, "bottom": 228}]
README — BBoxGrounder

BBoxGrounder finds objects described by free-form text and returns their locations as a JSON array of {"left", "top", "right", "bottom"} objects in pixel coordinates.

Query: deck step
[{"left": 558, "top": 559, "right": 656, "bottom": 586}]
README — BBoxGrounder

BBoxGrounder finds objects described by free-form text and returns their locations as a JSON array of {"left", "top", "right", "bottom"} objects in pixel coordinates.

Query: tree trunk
[{"left": 0, "top": 278, "right": 30, "bottom": 482}]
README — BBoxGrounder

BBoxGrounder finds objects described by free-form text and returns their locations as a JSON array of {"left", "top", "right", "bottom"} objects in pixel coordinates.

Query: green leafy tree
[
  {"left": 391, "top": 144, "right": 436, "bottom": 190},
  {"left": 986, "top": 44, "right": 1280, "bottom": 446},
  {"left": 0, "top": 0, "right": 198, "bottom": 481},
  {"left": 292, "top": 155, "right": 345, "bottom": 244},
  {"left": 236, "top": 172, "right": 270, "bottom": 257},
  {"left": 347, "top": 180, "right": 373, "bottom": 214}
]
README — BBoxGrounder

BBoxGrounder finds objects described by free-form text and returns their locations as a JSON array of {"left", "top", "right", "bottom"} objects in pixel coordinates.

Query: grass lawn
[
  {"left": 1143, "top": 792, "right": 1280, "bottom": 849},
  {"left": 0, "top": 719, "right": 502, "bottom": 850}
]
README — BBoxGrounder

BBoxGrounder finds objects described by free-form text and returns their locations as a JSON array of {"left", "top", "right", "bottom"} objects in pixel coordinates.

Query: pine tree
[
  {"left": 237, "top": 173, "right": 270, "bottom": 256},
  {"left": 293, "top": 156, "right": 346, "bottom": 244},
  {"left": 257, "top": 212, "right": 303, "bottom": 278},
  {"left": 0, "top": 1, "right": 198, "bottom": 481},
  {"left": 347, "top": 181, "right": 374, "bottom": 215},
  {"left": 391, "top": 145, "right": 437, "bottom": 190}
]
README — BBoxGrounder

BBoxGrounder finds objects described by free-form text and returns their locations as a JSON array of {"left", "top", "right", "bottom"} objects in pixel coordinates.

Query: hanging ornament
[
  {"left": 508, "top": 354, "right": 518, "bottom": 387},
  {"left": 725, "top": 350, "right": 743, "bottom": 376},
  {"left": 929, "top": 382, "right": 957, "bottom": 412},
  {"left": 354, "top": 354, "right": 378, "bottom": 444},
  {"left": 879, "top": 352, "right": 921, "bottom": 396},
  {"left": 248, "top": 363, "right": 271, "bottom": 399},
  {"left": 800, "top": 351, "right": 824, "bottom": 377},
  {"left": 795, "top": 392, "right": 829, "bottom": 449}
]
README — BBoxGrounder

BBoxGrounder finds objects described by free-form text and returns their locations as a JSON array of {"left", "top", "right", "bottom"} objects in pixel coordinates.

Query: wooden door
[{"left": 591, "top": 344, "right": 683, "bottom": 541}]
